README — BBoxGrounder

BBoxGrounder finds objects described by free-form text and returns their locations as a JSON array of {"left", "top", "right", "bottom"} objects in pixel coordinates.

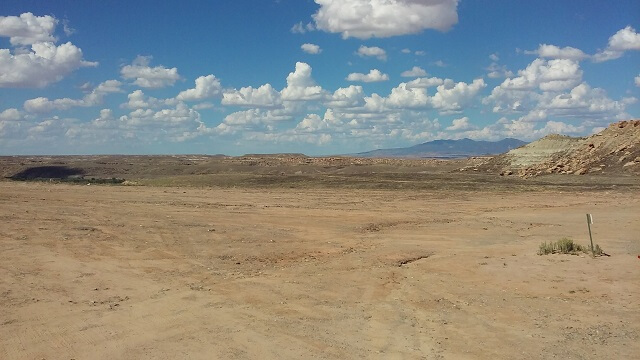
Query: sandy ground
[{"left": 0, "top": 181, "right": 638, "bottom": 359}]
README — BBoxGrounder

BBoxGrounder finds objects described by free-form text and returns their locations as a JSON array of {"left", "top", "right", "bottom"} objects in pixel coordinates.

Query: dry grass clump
[{"left": 538, "top": 238, "right": 605, "bottom": 256}]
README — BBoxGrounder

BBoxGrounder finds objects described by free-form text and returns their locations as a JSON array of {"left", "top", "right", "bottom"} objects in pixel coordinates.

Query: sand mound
[{"left": 470, "top": 120, "right": 640, "bottom": 177}]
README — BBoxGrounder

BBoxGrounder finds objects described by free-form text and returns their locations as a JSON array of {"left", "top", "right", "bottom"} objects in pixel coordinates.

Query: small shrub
[
  {"left": 556, "top": 238, "right": 584, "bottom": 253},
  {"left": 538, "top": 241, "right": 554, "bottom": 255},
  {"left": 537, "top": 238, "right": 603, "bottom": 256}
]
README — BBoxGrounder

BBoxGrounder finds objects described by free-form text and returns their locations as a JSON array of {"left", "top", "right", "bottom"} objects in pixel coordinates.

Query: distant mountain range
[{"left": 353, "top": 138, "right": 527, "bottom": 158}]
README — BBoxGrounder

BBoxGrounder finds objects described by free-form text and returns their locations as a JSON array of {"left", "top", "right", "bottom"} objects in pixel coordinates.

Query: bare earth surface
[{"left": 1, "top": 181, "right": 639, "bottom": 359}]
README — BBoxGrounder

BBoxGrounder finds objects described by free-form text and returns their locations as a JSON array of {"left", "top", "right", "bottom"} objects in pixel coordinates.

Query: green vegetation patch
[{"left": 538, "top": 237, "right": 605, "bottom": 256}]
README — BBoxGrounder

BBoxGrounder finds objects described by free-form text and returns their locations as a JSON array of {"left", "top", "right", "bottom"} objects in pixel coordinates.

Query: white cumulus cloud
[
  {"left": 346, "top": 69, "right": 389, "bottom": 82},
  {"left": 386, "top": 82, "right": 430, "bottom": 108},
  {"left": 499, "top": 58, "right": 582, "bottom": 92},
  {"left": 123, "top": 89, "right": 177, "bottom": 110},
  {"left": 0, "top": 14, "right": 95, "bottom": 88},
  {"left": 537, "top": 83, "right": 627, "bottom": 120},
  {"left": 406, "top": 77, "right": 444, "bottom": 88},
  {"left": 593, "top": 26, "right": 640, "bottom": 62},
  {"left": 446, "top": 117, "right": 476, "bottom": 131},
  {"left": 357, "top": 45, "right": 387, "bottom": 60},
  {"left": 401, "top": 66, "right": 427, "bottom": 77},
  {"left": 23, "top": 80, "right": 122, "bottom": 112},
  {"left": 326, "top": 85, "right": 366, "bottom": 108},
  {"left": 0, "top": 42, "right": 97, "bottom": 88},
  {"left": 301, "top": 43, "right": 322, "bottom": 54},
  {"left": 431, "top": 78, "right": 486, "bottom": 113},
  {"left": 120, "top": 55, "right": 180, "bottom": 88},
  {"left": 221, "top": 109, "right": 292, "bottom": 128},
  {"left": 222, "top": 84, "right": 282, "bottom": 107},
  {"left": 526, "top": 44, "right": 588, "bottom": 61},
  {"left": 484, "top": 58, "right": 631, "bottom": 125},
  {"left": 312, "top": 0, "right": 459, "bottom": 39},
  {"left": 281, "top": 62, "right": 326, "bottom": 101},
  {"left": 0, "top": 13, "right": 58, "bottom": 46},
  {"left": 0, "top": 108, "right": 24, "bottom": 121},
  {"left": 176, "top": 75, "right": 222, "bottom": 101}
]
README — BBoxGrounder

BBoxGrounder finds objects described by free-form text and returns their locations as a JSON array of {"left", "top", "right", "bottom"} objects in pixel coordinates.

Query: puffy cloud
[
  {"left": 281, "top": 62, "right": 326, "bottom": 101},
  {"left": 346, "top": 69, "right": 389, "bottom": 82},
  {"left": 10, "top": 103, "right": 214, "bottom": 147},
  {"left": 386, "top": 82, "right": 430, "bottom": 108},
  {"left": 0, "top": 13, "right": 57, "bottom": 46},
  {"left": 221, "top": 109, "right": 292, "bottom": 129},
  {"left": 245, "top": 131, "right": 333, "bottom": 146},
  {"left": 326, "top": 77, "right": 484, "bottom": 132},
  {"left": 537, "top": 83, "right": 627, "bottom": 119},
  {"left": 487, "top": 69, "right": 630, "bottom": 126},
  {"left": 93, "top": 80, "right": 123, "bottom": 94},
  {"left": 431, "top": 78, "right": 486, "bottom": 113},
  {"left": 24, "top": 97, "right": 77, "bottom": 113},
  {"left": 607, "top": 25, "right": 640, "bottom": 50},
  {"left": 301, "top": 43, "right": 322, "bottom": 54},
  {"left": 401, "top": 66, "right": 427, "bottom": 77},
  {"left": 105, "top": 103, "right": 211, "bottom": 143},
  {"left": 446, "top": 117, "right": 476, "bottom": 131},
  {"left": 357, "top": 45, "right": 386, "bottom": 60},
  {"left": 118, "top": 103, "right": 204, "bottom": 136},
  {"left": 406, "top": 77, "right": 444, "bottom": 88},
  {"left": 222, "top": 84, "right": 282, "bottom": 107},
  {"left": 484, "top": 57, "right": 629, "bottom": 124},
  {"left": 0, "top": 15, "right": 96, "bottom": 89},
  {"left": 120, "top": 55, "right": 180, "bottom": 88},
  {"left": 91, "top": 109, "right": 115, "bottom": 128},
  {"left": 526, "top": 44, "right": 588, "bottom": 61},
  {"left": 326, "top": 85, "right": 366, "bottom": 108},
  {"left": 0, "top": 108, "right": 24, "bottom": 121},
  {"left": 362, "top": 93, "right": 388, "bottom": 113},
  {"left": 0, "top": 42, "right": 97, "bottom": 88},
  {"left": 635, "top": 74, "right": 640, "bottom": 87},
  {"left": 458, "top": 118, "right": 587, "bottom": 141},
  {"left": 593, "top": 26, "right": 640, "bottom": 62},
  {"left": 24, "top": 80, "right": 122, "bottom": 112},
  {"left": 484, "top": 85, "right": 539, "bottom": 114},
  {"left": 489, "top": 53, "right": 499, "bottom": 61},
  {"left": 295, "top": 112, "right": 340, "bottom": 132},
  {"left": 312, "top": 0, "right": 459, "bottom": 39},
  {"left": 122, "top": 89, "right": 177, "bottom": 110},
  {"left": 176, "top": 75, "right": 222, "bottom": 101},
  {"left": 499, "top": 58, "right": 582, "bottom": 92},
  {"left": 296, "top": 114, "right": 327, "bottom": 131},
  {"left": 538, "top": 120, "right": 585, "bottom": 135}
]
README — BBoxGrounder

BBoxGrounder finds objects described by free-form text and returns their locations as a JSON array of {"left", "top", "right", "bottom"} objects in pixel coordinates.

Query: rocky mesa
[{"left": 466, "top": 120, "right": 640, "bottom": 177}]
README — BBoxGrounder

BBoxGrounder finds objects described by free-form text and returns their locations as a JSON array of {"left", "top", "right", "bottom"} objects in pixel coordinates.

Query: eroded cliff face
[{"left": 467, "top": 120, "right": 640, "bottom": 178}]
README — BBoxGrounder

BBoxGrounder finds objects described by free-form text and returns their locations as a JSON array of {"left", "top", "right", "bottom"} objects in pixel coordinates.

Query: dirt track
[{"left": 1, "top": 181, "right": 639, "bottom": 359}]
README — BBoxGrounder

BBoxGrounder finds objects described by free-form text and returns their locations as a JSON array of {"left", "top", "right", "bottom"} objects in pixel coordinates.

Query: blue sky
[{"left": 1, "top": 0, "right": 639, "bottom": 155}]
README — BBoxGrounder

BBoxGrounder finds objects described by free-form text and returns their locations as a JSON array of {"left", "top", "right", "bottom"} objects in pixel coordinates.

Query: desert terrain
[{"left": 0, "top": 152, "right": 639, "bottom": 359}]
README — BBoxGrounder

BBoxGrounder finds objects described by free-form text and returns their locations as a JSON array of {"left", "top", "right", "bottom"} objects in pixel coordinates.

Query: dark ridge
[
  {"left": 354, "top": 138, "right": 528, "bottom": 158},
  {"left": 9, "top": 166, "right": 85, "bottom": 180}
]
